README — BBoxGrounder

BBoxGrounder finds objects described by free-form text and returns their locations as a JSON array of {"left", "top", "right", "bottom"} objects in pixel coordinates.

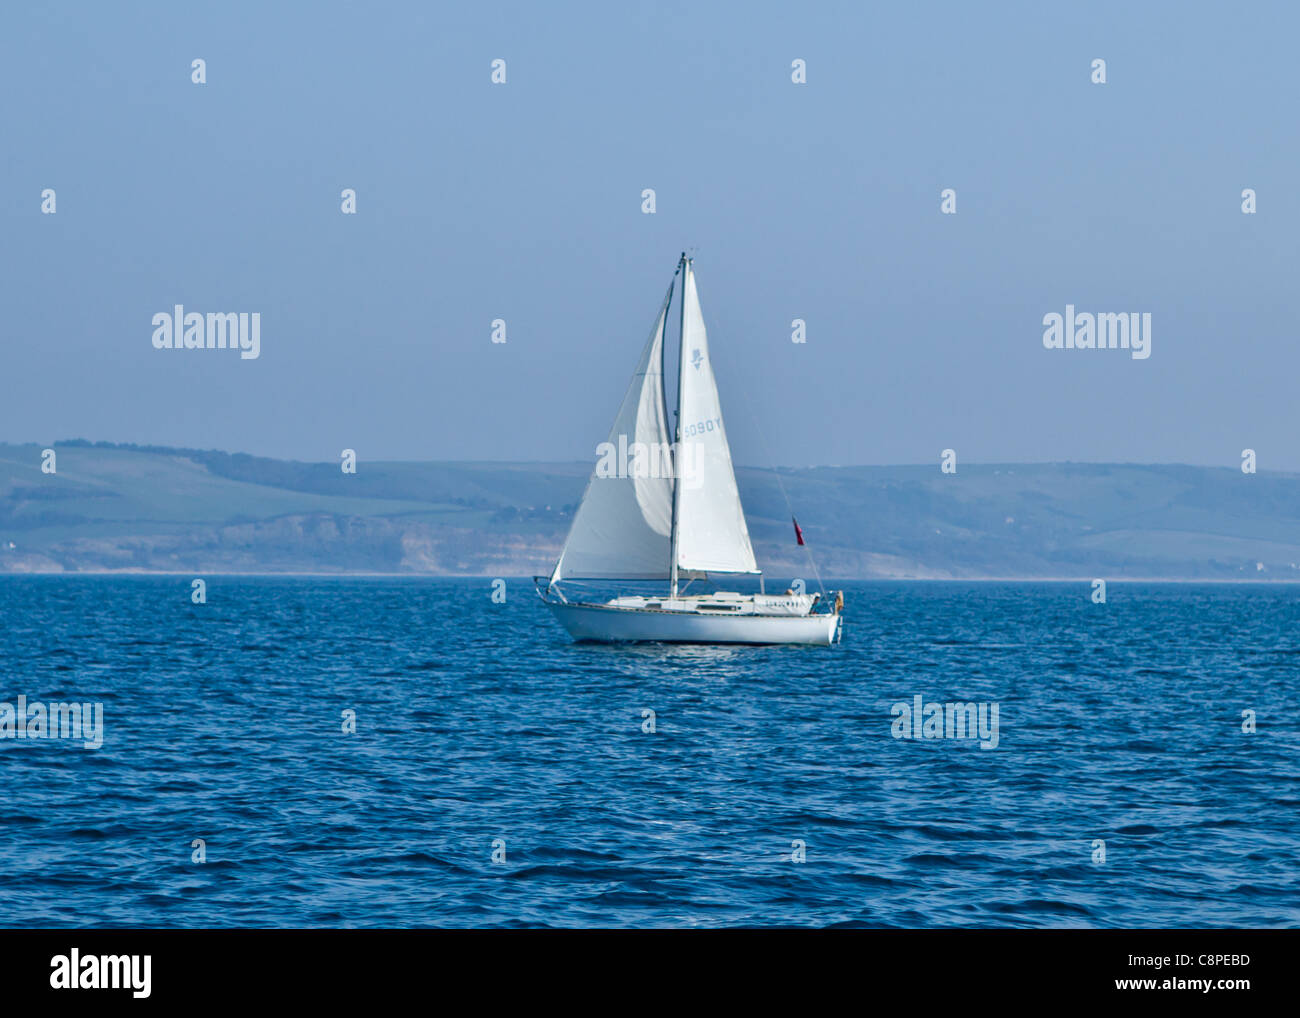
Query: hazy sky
[{"left": 2, "top": 1, "right": 1297, "bottom": 468}]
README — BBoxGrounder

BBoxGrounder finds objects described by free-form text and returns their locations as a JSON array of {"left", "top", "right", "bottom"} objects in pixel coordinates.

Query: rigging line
[{"left": 719, "top": 347, "right": 828, "bottom": 601}]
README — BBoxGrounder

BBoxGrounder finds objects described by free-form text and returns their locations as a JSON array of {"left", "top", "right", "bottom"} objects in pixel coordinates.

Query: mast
[{"left": 668, "top": 252, "right": 687, "bottom": 597}]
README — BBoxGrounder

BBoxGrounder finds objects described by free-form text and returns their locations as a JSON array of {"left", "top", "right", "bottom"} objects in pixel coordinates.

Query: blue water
[{"left": 1, "top": 577, "right": 1297, "bottom": 928}]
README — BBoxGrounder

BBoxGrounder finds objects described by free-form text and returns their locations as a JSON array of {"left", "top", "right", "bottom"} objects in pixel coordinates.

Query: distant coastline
[{"left": 3, "top": 442, "right": 1299, "bottom": 580}]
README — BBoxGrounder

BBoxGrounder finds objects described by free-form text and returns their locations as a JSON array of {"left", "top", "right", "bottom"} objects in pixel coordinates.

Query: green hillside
[{"left": 1, "top": 442, "right": 1297, "bottom": 578}]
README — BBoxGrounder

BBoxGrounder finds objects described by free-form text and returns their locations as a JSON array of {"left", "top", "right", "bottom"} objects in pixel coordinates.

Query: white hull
[{"left": 546, "top": 600, "right": 841, "bottom": 645}]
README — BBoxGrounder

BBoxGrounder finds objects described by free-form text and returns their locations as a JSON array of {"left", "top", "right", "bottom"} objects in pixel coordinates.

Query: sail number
[{"left": 682, "top": 417, "right": 722, "bottom": 438}]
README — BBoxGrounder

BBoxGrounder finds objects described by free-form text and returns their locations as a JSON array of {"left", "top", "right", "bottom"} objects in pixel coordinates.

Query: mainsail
[
  {"left": 671, "top": 262, "right": 759, "bottom": 576},
  {"left": 550, "top": 286, "right": 675, "bottom": 581}
]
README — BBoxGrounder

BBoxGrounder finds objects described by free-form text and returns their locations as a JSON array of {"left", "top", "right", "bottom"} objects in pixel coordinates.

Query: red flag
[{"left": 792, "top": 516, "right": 805, "bottom": 546}]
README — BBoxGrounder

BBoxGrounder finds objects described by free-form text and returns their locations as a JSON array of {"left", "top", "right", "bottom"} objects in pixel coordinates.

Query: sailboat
[{"left": 536, "top": 254, "right": 844, "bottom": 645}]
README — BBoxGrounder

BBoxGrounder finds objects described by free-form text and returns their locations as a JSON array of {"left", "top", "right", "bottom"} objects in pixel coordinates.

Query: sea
[{"left": 1, "top": 577, "right": 1297, "bottom": 928}]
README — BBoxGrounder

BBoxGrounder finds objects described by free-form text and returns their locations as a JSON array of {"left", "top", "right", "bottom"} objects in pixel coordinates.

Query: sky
[{"left": 2, "top": 1, "right": 1297, "bottom": 469}]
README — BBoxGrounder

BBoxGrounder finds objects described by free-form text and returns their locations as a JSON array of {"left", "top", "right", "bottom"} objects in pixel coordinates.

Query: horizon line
[{"left": 0, "top": 440, "right": 1287, "bottom": 475}]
